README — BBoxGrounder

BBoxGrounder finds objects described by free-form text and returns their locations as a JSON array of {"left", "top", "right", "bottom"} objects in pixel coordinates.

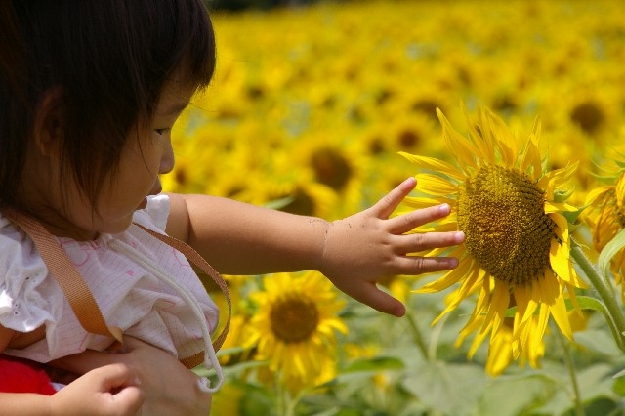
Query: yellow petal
[
  {"left": 484, "top": 280, "right": 509, "bottom": 341},
  {"left": 538, "top": 161, "right": 579, "bottom": 195},
  {"left": 398, "top": 152, "right": 466, "bottom": 182},
  {"left": 584, "top": 186, "right": 611, "bottom": 206},
  {"left": 549, "top": 291, "right": 573, "bottom": 341},
  {"left": 550, "top": 232, "right": 571, "bottom": 283},
  {"left": 480, "top": 106, "right": 518, "bottom": 166},
  {"left": 519, "top": 117, "right": 542, "bottom": 176},
  {"left": 413, "top": 257, "right": 473, "bottom": 293},
  {"left": 403, "top": 196, "right": 456, "bottom": 209},
  {"left": 437, "top": 108, "right": 480, "bottom": 169},
  {"left": 544, "top": 201, "right": 578, "bottom": 214},
  {"left": 415, "top": 173, "right": 458, "bottom": 196}
]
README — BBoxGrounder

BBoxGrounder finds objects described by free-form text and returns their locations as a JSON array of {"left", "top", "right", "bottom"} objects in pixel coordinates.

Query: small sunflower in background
[
  {"left": 245, "top": 271, "right": 348, "bottom": 394},
  {"left": 399, "top": 104, "right": 587, "bottom": 373}
]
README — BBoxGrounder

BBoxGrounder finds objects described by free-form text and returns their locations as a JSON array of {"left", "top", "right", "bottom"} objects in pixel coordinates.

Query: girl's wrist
[{"left": 318, "top": 218, "right": 332, "bottom": 274}]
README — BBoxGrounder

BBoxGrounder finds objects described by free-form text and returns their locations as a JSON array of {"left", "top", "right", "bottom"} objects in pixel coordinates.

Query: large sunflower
[
  {"left": 399, "top": 104, "right": 587, "bottom": 374},
  {"left": 245, "top": 271, "right": 348, "bottom": 393}
]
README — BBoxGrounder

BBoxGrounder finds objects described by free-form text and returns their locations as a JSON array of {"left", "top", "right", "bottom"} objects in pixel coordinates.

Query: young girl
[{"left": 0, "top": 1, "right": 465, "bottom": 414}]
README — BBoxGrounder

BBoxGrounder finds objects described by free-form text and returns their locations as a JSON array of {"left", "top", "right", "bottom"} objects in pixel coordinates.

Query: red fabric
[{"left": 0, "top": 355, "right": 56, "bottom": 395}]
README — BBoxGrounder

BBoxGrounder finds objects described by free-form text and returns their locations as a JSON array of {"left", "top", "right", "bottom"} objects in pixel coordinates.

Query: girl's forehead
[{"left": 155, "top": 81, "right": 196, "bottom": 116}]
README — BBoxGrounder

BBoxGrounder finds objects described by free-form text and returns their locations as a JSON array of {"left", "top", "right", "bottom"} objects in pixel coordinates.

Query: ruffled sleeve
[
  {"left": 0, "top": 215, "right": 61, "bottom": 334},
  {"left": 132, "top": 194, "right": 171, "bottom": 233}
]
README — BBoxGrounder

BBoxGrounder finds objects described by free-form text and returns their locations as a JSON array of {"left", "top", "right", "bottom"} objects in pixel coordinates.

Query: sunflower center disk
[
  {"left": 457, "top": 165, "right": 556, "bottom": 286},
  {"left": 270, "top": 297, "right": 320, "bottom": 343}
]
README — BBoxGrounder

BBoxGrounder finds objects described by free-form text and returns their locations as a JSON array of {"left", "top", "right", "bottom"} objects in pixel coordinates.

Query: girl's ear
[{"left": 33, "top": 87, "right": 64, "bottom": 157}]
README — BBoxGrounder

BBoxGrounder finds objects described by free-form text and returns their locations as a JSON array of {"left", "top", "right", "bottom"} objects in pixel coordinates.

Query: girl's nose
[{"left": 159, "top": 140, "right": 175, "bottom": 174}]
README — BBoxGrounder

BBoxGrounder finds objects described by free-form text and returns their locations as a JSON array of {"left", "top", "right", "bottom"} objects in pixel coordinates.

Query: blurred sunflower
[
  {"left": 245, "top": 271, "right": 348, "bottom": 394},
  {"left": 399, "top": 104, "right": 587, "bottom": 371},
  {"left": 582, "top": 152, "right": 625, "bottom": 303}
]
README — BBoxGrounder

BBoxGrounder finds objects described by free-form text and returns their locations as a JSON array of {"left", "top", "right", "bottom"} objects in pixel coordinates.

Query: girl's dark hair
[{"left": 0, "top": 0, "right": 216, "bottom": 209}]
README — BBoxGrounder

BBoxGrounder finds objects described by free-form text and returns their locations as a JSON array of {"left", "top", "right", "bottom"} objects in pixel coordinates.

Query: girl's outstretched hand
[{"left": 320, "top": 177, "right": 465, "bottom": 317}]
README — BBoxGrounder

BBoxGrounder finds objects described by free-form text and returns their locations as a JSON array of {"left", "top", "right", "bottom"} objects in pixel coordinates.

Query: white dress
[{"left": 0, "top": 194, "right": 219, "bottom": 364}]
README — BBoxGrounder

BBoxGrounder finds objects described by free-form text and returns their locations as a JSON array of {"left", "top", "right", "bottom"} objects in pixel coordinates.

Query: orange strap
[
  {"left": 2, "top": 207, "right": 123, "bottom": 343},
  {"left": 2, "top": 207, "right": 230, "bottom": 367}
]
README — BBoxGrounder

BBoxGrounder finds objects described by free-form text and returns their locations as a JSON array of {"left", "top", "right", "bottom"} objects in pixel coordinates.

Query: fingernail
[
  {"left": 439, "top": 203, "right": 450, "bottom": 214},
  {"left": 454, "top": 231, "right": 465, "bottom": 242}
]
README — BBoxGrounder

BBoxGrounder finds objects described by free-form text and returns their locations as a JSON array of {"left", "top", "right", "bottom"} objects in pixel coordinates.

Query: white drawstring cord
[{"left": 109, "top": 238, "right": 224, "bottom": 393}]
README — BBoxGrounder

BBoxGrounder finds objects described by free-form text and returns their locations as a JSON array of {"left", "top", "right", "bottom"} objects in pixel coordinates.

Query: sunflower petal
[
  {"left": 402, "top": 196, "right": 456, "bottom": 209},
  {"left": 437, "top": 108, "right": 480, "bottom": 169},
  {"left": 398, "top": 152, "right": 466, "bottom": 182},
  {"left": 520, "top": 117, "right": 542, "bottom": 176},
  {"left": 415, "top": 257, "right": 473, "bottom": 293},
  {"left": 414, "top": 173, "right": 458, "bottom": 196}
]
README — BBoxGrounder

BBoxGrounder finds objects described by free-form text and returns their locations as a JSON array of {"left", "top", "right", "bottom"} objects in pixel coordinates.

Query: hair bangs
[{"left": 148, "top": 0, "right": 216, "bottom": 94}]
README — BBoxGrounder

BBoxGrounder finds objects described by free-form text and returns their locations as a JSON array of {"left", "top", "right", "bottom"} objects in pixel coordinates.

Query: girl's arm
[{"left": 166, "top": 177, "right": 465, "bottom": 316}]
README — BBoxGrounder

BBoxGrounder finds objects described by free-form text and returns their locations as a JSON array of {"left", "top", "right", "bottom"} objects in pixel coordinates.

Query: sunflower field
[{"left": 165, "top": 0, "right": 625, "bottom": 415}]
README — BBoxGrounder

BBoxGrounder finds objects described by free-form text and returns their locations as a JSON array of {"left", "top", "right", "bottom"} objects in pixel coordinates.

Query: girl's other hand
[
  {"left": 50, "top": 337, "right": 211, "bottom": 416},
  {"left": 320, "top": 177, "right": 465, "bottom": 317},
  {"left": 50, "top": 363, "right": 143, "bottom": 416}
]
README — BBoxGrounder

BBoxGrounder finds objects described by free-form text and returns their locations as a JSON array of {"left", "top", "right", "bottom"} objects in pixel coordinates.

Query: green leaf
[
  {"left": 574, "top": 329, "right": 623, "bottom": 355},
  {"left": 572, "top": 296, "right": 609, "bottom": 313},
  {"left": 263, "top": 195, "right": 294, "bottom": 210},
  {"left": 554, "top": 188, "right": 574, "bottom": 203},
  {"left": 502, "top": 296, "right": 605, "bottom": 317},
  {"left": 612, "top": 367, "right": 625, "bottom": 379},
  {"left": 599, "top": 228, "right": 625, "bottom": 279},
  {"left": 217, "top": 346, "right": 247, "bottom": 356},
  {"left": 402, "top": 360, "right": 487, "bottom": 416},
  {"left": 478, "top": 373, "right": 557, "bottom": 416},
  {"left": 561, "top": 397, "right": 620, "bottom": 416},
  {"left": 536, "top": 363, "right": 617, "bottom": 415},
  {"left": 612, "top": 372, "right": 625, "bottom": 394},
  {"left": 561, "top": 205, "right": 586, "bottom": 224},
  {"left": 341, "top": 356, "right": 405, "bottom": 374}
]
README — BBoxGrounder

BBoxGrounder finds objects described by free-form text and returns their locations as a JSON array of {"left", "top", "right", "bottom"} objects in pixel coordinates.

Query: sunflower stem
[
  {"left": 405, "top": 310, "right": 432, "bottom": 359},
  {"left": 275, "top": 377, "right": 286, "bottom": 416},
  {"left": 554, "top": 321, "right": 584, "bottom": 416},
  {"left": 284, "top": 390, "right": 302, "bottom": 416},
  {"left": 570, "top": 239, "right": 625, "bottom": 352}
]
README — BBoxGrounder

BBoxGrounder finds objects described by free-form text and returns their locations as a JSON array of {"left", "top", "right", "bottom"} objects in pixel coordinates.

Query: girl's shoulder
[
  {"left": 0, "top": 211, "right": 58, "bottom": 334},
  {"left": 0, "top": 213, "right": 46, "bottom": 269}
]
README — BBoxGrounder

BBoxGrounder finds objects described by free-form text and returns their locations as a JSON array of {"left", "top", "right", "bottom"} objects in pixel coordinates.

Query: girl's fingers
[
  {"left": 388, "top": 203, "right": 451, "bottom": 234},
  {"left": 394, "top": 255, "right": 460, "bottom": 275},
  {"left": 91, "top": 363, "right": 141, "bottom": 391},
  {"left": 393, "top": 230, "right": 465, "bottom": 254},
  {"left": 341, "top": 281, "right": 406, "bottom": 317},
  {"left": 372, "top": 177, "right": 417, "bottom": 219}
]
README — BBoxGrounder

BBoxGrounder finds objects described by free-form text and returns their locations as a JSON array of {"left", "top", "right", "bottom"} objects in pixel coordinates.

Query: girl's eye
[{"left": 155, "top": 128, "right": 171, "bottom": 135}]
